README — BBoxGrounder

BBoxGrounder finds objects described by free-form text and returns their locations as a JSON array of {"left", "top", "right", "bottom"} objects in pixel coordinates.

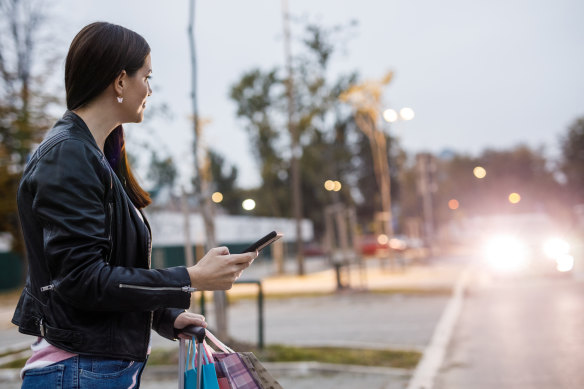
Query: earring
[{"left": 117, "top": 96, "right": 123, "bottom": 103}]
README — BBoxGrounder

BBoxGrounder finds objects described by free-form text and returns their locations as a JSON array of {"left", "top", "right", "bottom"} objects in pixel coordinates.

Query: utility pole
[
  {"left": 187, "top": 0, "right": 228, "bottom": 339},
  {"left": 281, "top": 0, "right": 305, "bottom": 275},
  {"left": 416, "top": 153, "right": 436, "bottom": 248}
]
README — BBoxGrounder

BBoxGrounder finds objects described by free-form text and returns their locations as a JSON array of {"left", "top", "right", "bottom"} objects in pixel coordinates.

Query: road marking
[{"left": 405, "top": 267, "right": 470, "bottom": 389}]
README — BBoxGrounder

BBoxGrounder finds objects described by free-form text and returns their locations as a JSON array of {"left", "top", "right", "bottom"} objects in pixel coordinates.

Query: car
[
  {"left": 476, "top": 214, "right": 575, "bottom": 276},
  {"left": 357, "top": 234, "right": 409, "bottom": 257}
]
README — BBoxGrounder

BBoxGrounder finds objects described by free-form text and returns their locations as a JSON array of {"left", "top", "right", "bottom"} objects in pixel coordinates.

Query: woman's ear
[{"left": 113, "top": 70, "right": 128, "bottom": 97}]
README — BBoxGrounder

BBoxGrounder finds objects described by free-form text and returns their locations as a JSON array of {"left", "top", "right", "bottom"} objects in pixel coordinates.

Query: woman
[{"left": 11, "top": 22, "right": 256, "bottom": 388}]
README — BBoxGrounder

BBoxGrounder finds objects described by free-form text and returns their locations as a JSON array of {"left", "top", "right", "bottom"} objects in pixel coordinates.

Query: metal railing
[{"left": 198, "top": 279, "right": 264, "bottom": 349}]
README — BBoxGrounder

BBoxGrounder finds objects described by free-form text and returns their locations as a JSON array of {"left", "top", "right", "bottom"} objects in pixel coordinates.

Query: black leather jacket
[{"left": 12, "top": 111, "right": 193, "bottom": 361}]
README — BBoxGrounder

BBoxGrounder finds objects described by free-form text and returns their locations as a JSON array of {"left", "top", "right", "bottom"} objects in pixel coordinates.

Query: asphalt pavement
[{"left": 435, "top": 272, "right": 584, "bottom": 388}]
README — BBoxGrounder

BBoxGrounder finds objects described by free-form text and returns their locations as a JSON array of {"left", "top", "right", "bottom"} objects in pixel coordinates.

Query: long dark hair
[{"left": 65, "top": 22, "right": 151, "bottom": 209}]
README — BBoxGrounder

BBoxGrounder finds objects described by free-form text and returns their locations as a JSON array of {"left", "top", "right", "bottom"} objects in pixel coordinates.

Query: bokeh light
[
  {"left": 399, "top": 107, "right": 415, "bottom": 121},
  {"left": 382, "top": 109, "right": 398, "bottom": 123},
  {"left": 448, "top": 199, "right": 459, "bottom": 210},
  {"left": 508, "top": 192, "right": 521, "bottom": 204},
  {"left": 333, "top": 181, "right": 342, "bottom": 192},
  {"left": 377, "top": 234, "right": 389, "bottom": 245},
  {"left": 211, "top": 192, "right": 223, "bottom": 203},
  {"left": 473, "top": 166, "right": 487, "bottom": 179},
  {"left": 242, "top": 199, "right": 256, "bottom": 210},
  {"left": 324, "top": 180, "right": 335, "bottom": 191}
]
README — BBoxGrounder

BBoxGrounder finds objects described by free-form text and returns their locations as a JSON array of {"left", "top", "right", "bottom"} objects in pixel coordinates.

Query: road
[{"left": 435, "top": 273, "right": 584, "bottom": 388}]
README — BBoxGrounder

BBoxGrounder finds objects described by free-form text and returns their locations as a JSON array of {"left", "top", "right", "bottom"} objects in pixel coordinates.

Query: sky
[{"left": 46, "top": 0, "right": 584, "bottom": 189}]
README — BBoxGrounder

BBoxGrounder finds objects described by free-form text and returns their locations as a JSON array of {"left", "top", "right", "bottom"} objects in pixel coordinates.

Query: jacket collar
[{"left": 59, "top": 110, "right": 101, "bottom": 151}]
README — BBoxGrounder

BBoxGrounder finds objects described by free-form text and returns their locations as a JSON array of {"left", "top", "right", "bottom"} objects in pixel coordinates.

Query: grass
[
  {"left": 147, "top": 342, "right": 421, "bottom": 370},
  {"left": 0, "top": 343, "right": 421, "bottom": 370},
  {"left": 256, "top": 345, "right": 421, "bottom": 369},
  {"left": 0, "top": 347, "right": 28, "bottom": 359},
  {"left": 0, "top": 357, "right": 28, "bottom": 369}
]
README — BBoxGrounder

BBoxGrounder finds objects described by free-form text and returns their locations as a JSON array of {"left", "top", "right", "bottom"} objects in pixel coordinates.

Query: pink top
[
  {"left": 21, "top": 337, "right": 77, "bottom": 378},
  {"left": 21, "top": 335, "right": 152, "bottom": 378}
]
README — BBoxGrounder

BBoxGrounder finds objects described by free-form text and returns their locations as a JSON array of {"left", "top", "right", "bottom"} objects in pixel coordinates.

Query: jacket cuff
[{"left": 153, "top": 308, "right": 187, "bottom": 340}]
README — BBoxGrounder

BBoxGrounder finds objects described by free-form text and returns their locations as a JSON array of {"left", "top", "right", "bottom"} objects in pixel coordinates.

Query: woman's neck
[{"left": 73, "top": 104, "right": 120, "bottom": 152}]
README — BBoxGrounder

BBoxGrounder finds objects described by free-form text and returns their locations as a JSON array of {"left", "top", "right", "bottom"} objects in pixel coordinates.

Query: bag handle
[
  {"left": 187, "top": 337, "right": 212, "bottom": 370},
  {"left": 204, "top": 329, "right": 235, "bottom": 353}
]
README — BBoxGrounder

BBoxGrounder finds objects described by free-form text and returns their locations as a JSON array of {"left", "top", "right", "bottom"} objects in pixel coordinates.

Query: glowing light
[
  {"left": 211, "top": 192, "right": 223, "bottom": 203},
  {"left": 389, "top": 238, "right": 407, "bottom": 250},
  {"left": 473, "top": 166, "right": 487, "bottom": 179},
  {"left": 556, "top": 254, "right": 574, "bottom": 272},
  {"left": 333, "top": 181, "right": 342, "bottom": 192},
  {"left": 382, "top": 109, "right": 398, "bottom": 123},
  {"left": 448, "top": 199, "right": 459, "bottom": 210},
  {"left": 399, "top": 107, "right": 415, "bottom": 121},
  {"left": 543, "top": 238, "right": 570, "bottom": 259},
  {"left": 483, "top": 235, "right": 528, "bottom": 272},
  {"left": 377, "top": 234, "right": 389, "bottom": 245},
  {"left": 508, "top": 193, "right": 521, "bottom": 204},
  {"left": 242, "top": 199, "right": 256, "bottom": 211},
  {"left": 324, "top": 180, "right": 335, "bottom": 191}
]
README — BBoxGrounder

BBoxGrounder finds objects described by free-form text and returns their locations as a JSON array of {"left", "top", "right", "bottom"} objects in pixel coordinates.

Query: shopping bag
[
  {"left": 239, "top": 352, "right": 283, "bottom": 389},
  {"left": 205, "top": 330, "right": 283, "bottom": 389},
  {"left": 185, "top": 337, "right": 221, "bottom": 389},
  {"left": 213, "top": 352, "right": 260, "bottom": 389}
]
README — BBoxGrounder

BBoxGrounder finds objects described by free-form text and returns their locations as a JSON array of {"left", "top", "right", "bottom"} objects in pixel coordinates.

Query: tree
[
  {"left": 424, "top": 145, "right": 566, "bottom": 232},
  {"left": 0, "top": 0, "right": 60, "bottom": 255},
  {"left": 146, "top": 151, "right": 177, "bottom": 190},
  {"left": 230, "top": 21, "right": 364, "bottom": 238},
  {"left": 560, "top": 117, "right": 584, "bottom": 205},
  {"left": 208, "top": 149, "right": 244, "bottom": 214}
]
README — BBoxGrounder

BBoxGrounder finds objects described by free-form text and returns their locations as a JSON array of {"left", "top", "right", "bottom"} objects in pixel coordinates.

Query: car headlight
[
  {"left": 483, "top": 235, "right": 528, "bottom": 272},
  {"left": 543, "top": 237, "right": 570, "bottom": 259}
]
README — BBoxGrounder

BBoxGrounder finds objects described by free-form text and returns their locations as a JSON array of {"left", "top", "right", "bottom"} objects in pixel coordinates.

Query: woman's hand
[
  {"left": 187, "top": 247, "right": 257, "bottom": 291},
  {"left": 174, "top": 312, "right": 207, "bottom": 340}
]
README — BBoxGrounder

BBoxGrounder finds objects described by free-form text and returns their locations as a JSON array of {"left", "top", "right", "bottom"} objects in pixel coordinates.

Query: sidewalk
[{"left": 224, "top": 254, "right": 463, "bottom": 297}]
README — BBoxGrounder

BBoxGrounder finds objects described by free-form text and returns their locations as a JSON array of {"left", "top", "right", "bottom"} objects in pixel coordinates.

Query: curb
[
  {"left": 142, "top": 361, "right": 412, "bottom": 380},
  {"left": 405, "top": 267, "right": 470, "bottom": 389}
]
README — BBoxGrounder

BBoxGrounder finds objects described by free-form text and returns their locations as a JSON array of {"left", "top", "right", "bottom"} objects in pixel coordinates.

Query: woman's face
[{"left": 123, "top": 53, "right": 153, "bottom": 123}]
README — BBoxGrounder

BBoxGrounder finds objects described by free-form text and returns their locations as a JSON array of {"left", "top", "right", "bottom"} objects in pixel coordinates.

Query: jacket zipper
[
  {"left": 118, "top": 284, "right": 196, "bottom": 293},
  {"left": 106, "top": 202, "right": 113, "bottom": 263},
  {"left": 40, "top": 284, "right": 54, "bottom": 292}
]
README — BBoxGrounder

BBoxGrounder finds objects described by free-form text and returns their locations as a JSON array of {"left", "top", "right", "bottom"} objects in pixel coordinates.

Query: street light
[
  {"left": 340, "top": 72, "right": 415, "bottom": 241},
  {"left": 473, "top": 166, "right": 487, "bottom": 179},
  {"left": 211, "top": 192, "right": 223, "bottom": 203},
  {"left": 324, "top": 179, "right": 342, "bottom": 192},
  {"left": 508, "top": 193, "right": 521, "bottom": 204},
  {"left": 382, "top": 107, "right": 415, "bottom": 123},
  {"left": 242, "top": 199, "right": 256, "bottom": 211}
]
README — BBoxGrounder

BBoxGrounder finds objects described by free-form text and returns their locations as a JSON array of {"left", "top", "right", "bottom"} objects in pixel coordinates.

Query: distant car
[
  {"left": 357, "top": 234, "right": 409, "bottom": 256},
  {"left": 477, "top": 214, "right": 575, "bottom": 276},
  {"left": 302, "top": 242, "right": 325, "bottom": 257}
]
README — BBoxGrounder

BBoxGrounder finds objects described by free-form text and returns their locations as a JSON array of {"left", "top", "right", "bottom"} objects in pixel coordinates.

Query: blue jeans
[{"left": 21, "top": 355, "right": 147, "bottom": 389}]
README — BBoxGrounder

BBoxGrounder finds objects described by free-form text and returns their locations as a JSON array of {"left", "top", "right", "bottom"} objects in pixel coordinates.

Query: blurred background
[{"left": 1, "top": 0, "right": 583, "bottom": 388}]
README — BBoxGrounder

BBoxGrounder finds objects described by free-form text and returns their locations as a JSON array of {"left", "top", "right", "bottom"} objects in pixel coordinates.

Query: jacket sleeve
[
  {"left": 29, "top": 139, "right": 192, "bottom": 312},
  {"left": 153, "top": 308, "right": 186, "bottom": 340}
]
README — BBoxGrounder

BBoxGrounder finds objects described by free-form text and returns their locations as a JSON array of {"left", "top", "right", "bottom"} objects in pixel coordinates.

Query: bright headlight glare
[
  {"left": 483, "top": 235, "right": 527, "bottom": 272},
  {"left": 556, "top": 254, "right": 574, "bottom": 272},
  {"left": 543, "top": 238, "right": 570, "bottom": 259}
]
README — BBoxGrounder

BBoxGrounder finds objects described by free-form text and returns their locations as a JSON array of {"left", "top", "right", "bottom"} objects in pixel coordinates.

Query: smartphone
[{"left": 240, "top": 231, "right": 283, "bottom": 253}]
